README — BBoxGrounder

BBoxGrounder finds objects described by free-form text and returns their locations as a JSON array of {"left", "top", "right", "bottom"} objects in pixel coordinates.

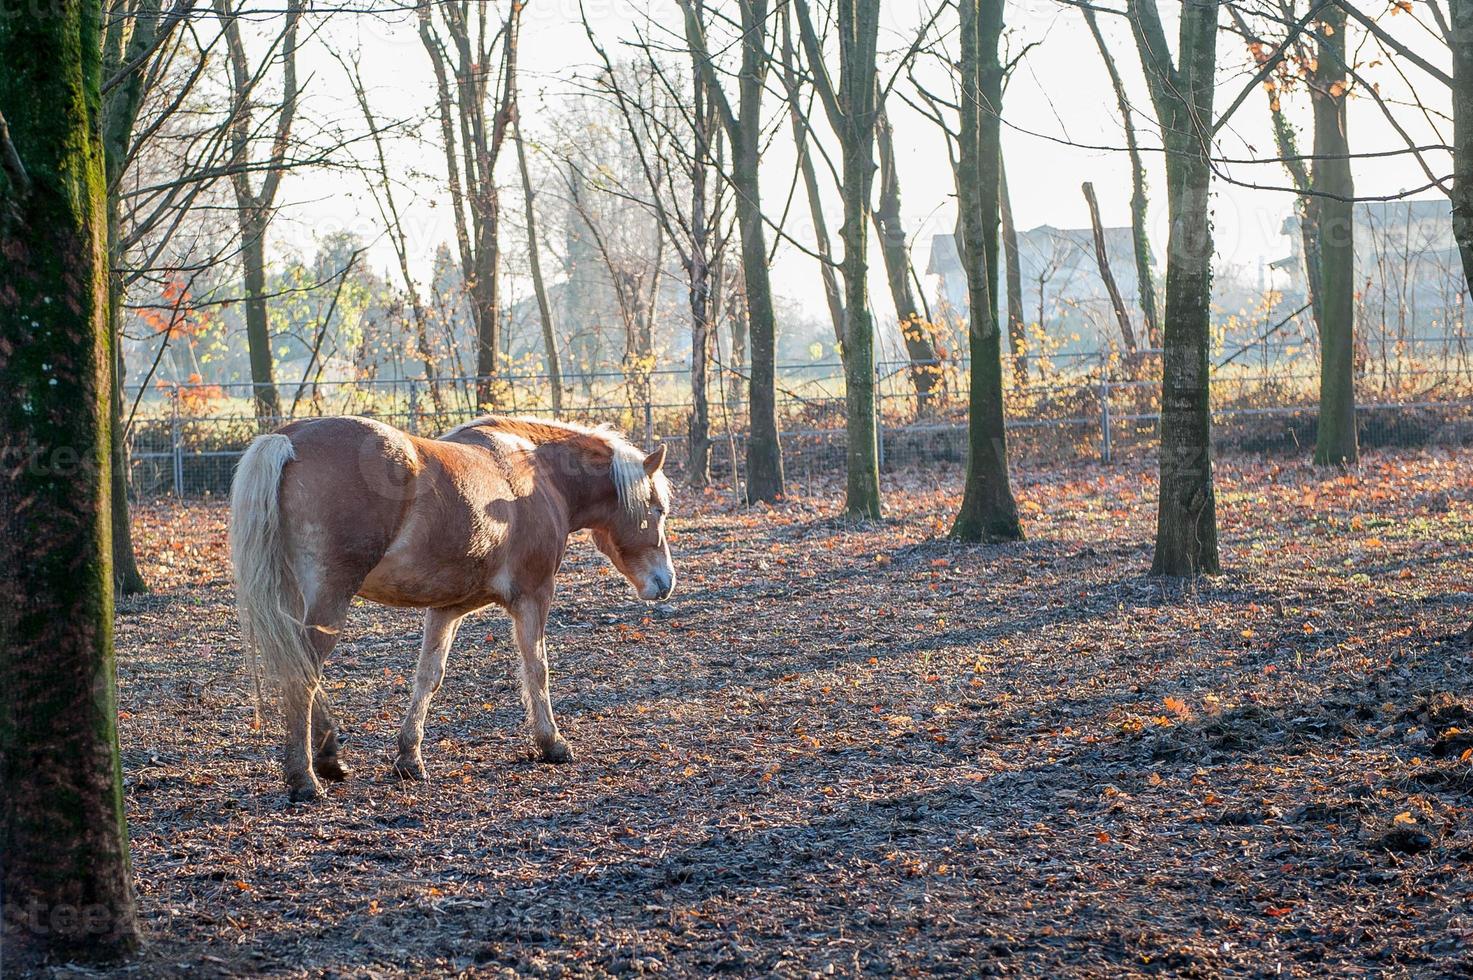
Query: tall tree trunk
[
  {"left": 0, "top": 0, "right": 141, "bottom": 961},
  {"left": 831, "top": 0, "right": 884, "bottom": 519},
  {"left": 951, "top": 0, "right": 1023, "bottom": 542},
  {"left": 736, "top": 4, "right": 782, "bottom": 502},
  {"left": 679, "top": 0, "right": 782, "bottom": 501},
  {"left": 1453, "top": 0, "right": 1473, "bottom": 296},
  {"left": 513, "top": 111, "right": 562, "bottom": 417},
  {"left": 1130, "top": 0, "right": 1221, "bottom": 576},
  {"left": 998, "top": 159, "right": 1027, "bottom": 386},
  {"left": 101, "top": 0, "right": 160, "bottom": 596},
  {"left": 1085, "top": 5, "right": 1160, "bottom": 347},
  {"left": 1311, "top": 5, "right": 1357, "bottom": 466},
  {"left": 874, "top": 108, "right": 942, "bottom": 416}
]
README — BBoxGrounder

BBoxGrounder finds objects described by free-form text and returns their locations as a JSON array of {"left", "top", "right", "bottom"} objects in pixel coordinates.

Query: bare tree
[
  {"left": 582, "top": 7, "right": 734, "bottom": 483},
  {"left": 419, "top": 0, "right": 521, "bottom": 409},
  {"left": 677, "top": 0, "right": 784, "bottom": 502},
  {"left": 777, "top": 4, "right": 845, "bottom": 347},
  {"left": 794, "top": 0, "right": 885, "bottom": 518},
  {"left": 217, "top": 0, "right": 302, "bottom": 420},
  {"left": 1083, "top": 3, "right": 1160, "bottom": 348},
  {"left": 338, "top": 52, "right": 446, "bottom": 419},
  {"left": 874, "top": 105, "right": 945, "bottom": 415},
  {"left": 103, "top": 0, "right": 198, "bottom": 595},
  {"left": 950, "top": 0, "right": 1022, "bottom": 541},
  {"left": 1082, "top": 181, "right": 1139, "bottom": 356},
  {"left": 1229, "top": 1, "right": 1354, "bottom": 464},
  {"left": 998, "top": 156, "right": 1028, "bottom": 384}
]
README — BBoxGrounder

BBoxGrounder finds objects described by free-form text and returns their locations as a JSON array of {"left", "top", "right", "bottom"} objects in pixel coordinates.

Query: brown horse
[{"left": 228, "top": 415, "right": 675, "bottom": 802}]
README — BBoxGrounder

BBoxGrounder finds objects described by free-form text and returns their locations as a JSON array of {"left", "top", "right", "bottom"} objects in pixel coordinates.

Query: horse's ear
[{"left": 643, "top": 445, "right": 667, "bottom": 477}]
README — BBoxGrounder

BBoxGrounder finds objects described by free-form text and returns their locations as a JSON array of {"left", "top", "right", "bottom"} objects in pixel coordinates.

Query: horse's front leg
[
  {"left": 394, "top": 607, "right": 464, "bottom": 780},
  {"left": 513, "top": 593, "right": 570, "bottom": 763}
]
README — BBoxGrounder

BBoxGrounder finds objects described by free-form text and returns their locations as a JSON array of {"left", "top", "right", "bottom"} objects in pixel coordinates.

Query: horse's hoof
[
  {"left": 540, "top": 739, "right": 573, "bottom": 764},
  {"left": 393, "top": 757, "right": 427, "bottom": 781},
  {"left": 316, "top": 755, "right": 350, "bottom": 783},
  {"left": 287, "top": 778, "right": 325, "bottom": 803}
]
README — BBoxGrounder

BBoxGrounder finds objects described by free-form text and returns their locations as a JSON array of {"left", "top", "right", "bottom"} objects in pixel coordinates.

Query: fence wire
[{"left": 123, "top": 343, "right": 1473, "bottom": 499}]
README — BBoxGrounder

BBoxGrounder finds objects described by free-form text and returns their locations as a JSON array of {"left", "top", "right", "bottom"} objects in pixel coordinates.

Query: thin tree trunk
[
  {"left": 779, "top": 7, "right": 845, "bottom": 348},
  {"left": 874, "top": 108, "right": 942, "bottom": 416},
  {"left": 688, "top": 32, "right": 713, "bottom": 485},
  {"left": 513, "top": 111, "right": 562, "bottom": 417},
  {"left": 1082, "top": 181, "right": 1139, "bottom": 356},
  {"left": 999, "top": 159, "right": 1027, "bottom": 386},
  {"left": 678, "top": 0, "right": 781, "bottom": 501},
  {"left": 0, "top": 0, "right": 141, "bottom": 960},
  {"left": 951, "top": 0, "right": 1023, "bottom": 542},
  {"left": 793, "top": 0, "right": 882, "bottom": 516},
  {"left": 109, "top": 295, "right": 147, "bottom": 596},
  {"left": 1311, "top": 5, "right": 1357, "bottom": 466},
  {"left": 1084, "top": 4, "right": 1160, "bottom": 347},
  {"left": 342, "top": 57, "right": 445, "bottom": 418}
]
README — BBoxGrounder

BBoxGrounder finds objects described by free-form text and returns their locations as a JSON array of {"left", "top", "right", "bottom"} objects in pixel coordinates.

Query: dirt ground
[{"left": 67, "top": 449, "right": 1473, "bottom": 976}]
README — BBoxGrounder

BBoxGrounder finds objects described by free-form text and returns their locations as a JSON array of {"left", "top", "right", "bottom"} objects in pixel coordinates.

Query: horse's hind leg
[
  {"left": 513, "top": 593, "right": 571, "bottom": 763},
  {"left": 283, "top": 589, "right": 352, "bottom": 801},
  {"left": 312, "top": 689, "right": 348, "bottom": 782},
  {"left": 395, "top": 607, "right": 465, "bottom": 780}
]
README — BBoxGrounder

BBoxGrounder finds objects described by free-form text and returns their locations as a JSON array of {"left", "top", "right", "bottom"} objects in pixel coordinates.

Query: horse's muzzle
[{"left": 643, "top": 569, "right": 675, "bottom": 602}]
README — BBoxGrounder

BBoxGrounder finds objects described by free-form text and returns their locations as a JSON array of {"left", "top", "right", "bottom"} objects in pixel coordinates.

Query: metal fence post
[
  {"left": 170, "top": 388, "right": 184, "bottom": 497},
  {"left": 875, "top": 359, "right": 886, "bottom": 470},
  {"left": 1099, "top": 375, "right": 1113, "bottom": 464},
  {"left": 407, "top": 380, "right": 420, "bottom": 435}
]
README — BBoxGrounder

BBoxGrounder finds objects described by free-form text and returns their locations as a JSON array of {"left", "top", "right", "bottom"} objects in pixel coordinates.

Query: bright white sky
[{"left": 271, "top": 0, "right": 1452, "bottom": 333}]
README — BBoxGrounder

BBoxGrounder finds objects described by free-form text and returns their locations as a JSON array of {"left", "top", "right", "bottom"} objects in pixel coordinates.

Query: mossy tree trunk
[
  {"left": 951, "top": 0, "right": 1023, "bottom": 543},
  {"left": 0, "top": 0, "right": 141, "bottom": 962}
]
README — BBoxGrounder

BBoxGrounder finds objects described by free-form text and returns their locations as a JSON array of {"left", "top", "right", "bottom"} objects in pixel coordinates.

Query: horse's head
[{"left": 591, "top": 443, "right": 676, "bottom": 602}]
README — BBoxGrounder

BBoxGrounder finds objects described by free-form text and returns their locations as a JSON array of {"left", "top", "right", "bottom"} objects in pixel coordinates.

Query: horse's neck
[{"left": 534, "top": 440, "right": 617, "bottom": 533}]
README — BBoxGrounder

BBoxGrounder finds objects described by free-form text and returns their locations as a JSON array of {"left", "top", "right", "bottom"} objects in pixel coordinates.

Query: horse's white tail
[{"left": 229, "top": 434, "right": 318, "bottom": 719}]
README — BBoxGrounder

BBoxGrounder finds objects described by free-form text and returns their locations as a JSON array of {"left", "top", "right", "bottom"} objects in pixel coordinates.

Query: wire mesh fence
[{"left": 123, "top": 337, "right": 1473, "bottom": 499}]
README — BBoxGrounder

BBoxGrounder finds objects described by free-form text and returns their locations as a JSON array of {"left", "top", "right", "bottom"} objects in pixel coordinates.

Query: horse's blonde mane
[{"left": 445, "top": 415, "right": 661, "bottom": 517}]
